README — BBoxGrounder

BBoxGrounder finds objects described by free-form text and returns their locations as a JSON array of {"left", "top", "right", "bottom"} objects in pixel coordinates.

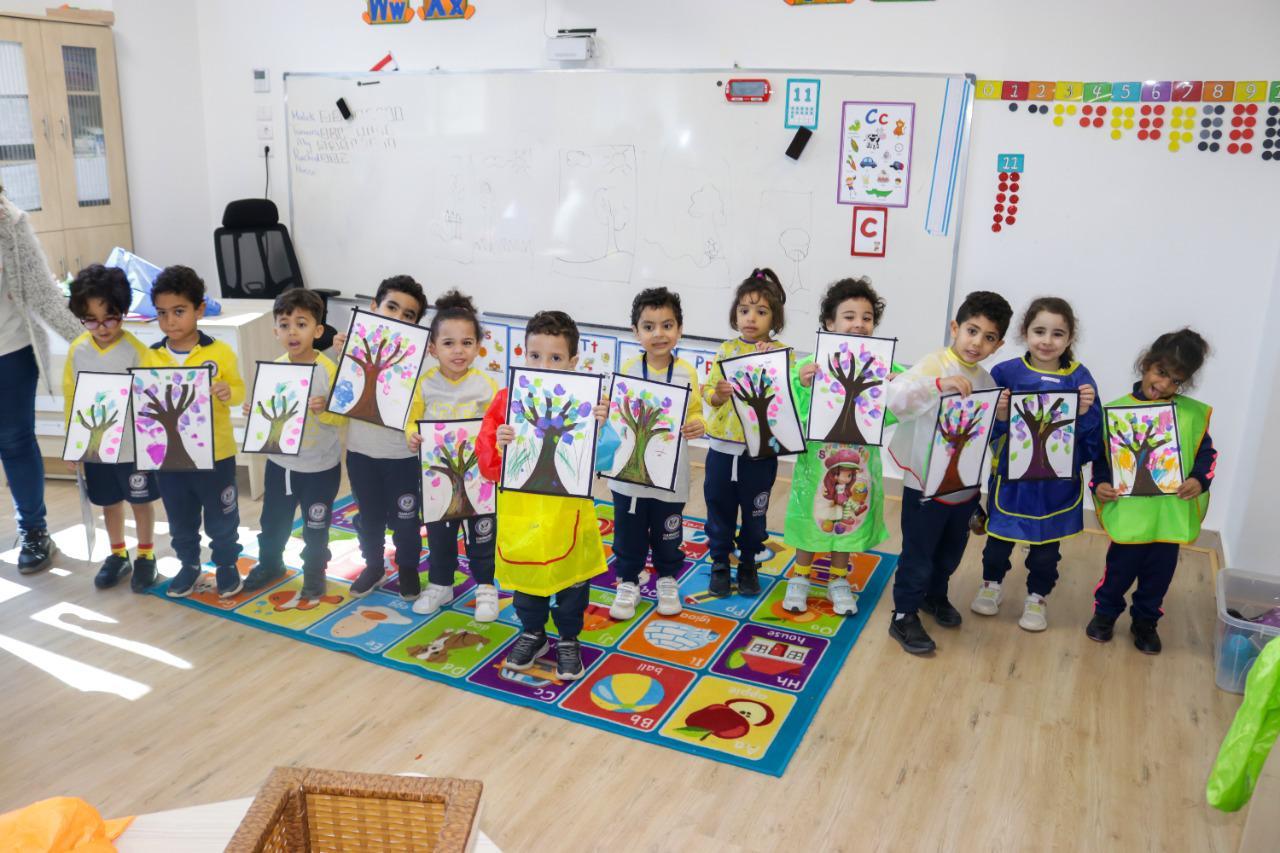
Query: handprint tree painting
[
  {"left": 922, "top": 388, "right": 1002, "bottom": 499},
  {"left": 62, "top": 372, "right": 132, "bottom": 463},
  {"left": 721, "top": 348, "right": 805, "bottom": 459},
  {"left": 1007, "top": 391, "right": 1079, "bottom": 481},
  {"left": 806, "top": 332, "right": 895, "bottom": 446},
  {"left": 1106, "top": 403, "right": 1184, "bottom": 497},
  {"left": 501, "top": 368, "right": 604, "bottom": 499},
  {"left": 419, "top": 418, "right": 494, "bottom": 522},
  {"left": 328, "top": 310, "right": 428, "bottom": 429},
  {"left": 243, "top": 361, "right": 312, "bottom": 455},
  {"left": 129, "top": 366, "right": 215, "bottom": 471},
  {"left": 602, "top": 374, "right": 690, "bottom": 491}
]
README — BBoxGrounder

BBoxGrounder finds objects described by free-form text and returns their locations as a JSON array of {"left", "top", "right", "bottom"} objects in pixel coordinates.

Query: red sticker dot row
[{"left": 992, "top": 172, "right": 1021, "bottom": 232}]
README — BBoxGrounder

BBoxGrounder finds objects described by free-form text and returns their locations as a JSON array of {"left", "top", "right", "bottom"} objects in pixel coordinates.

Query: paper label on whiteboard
[
  {"left": 838, "top": 101, "right": 915, "bottom": 208},
  {"left": 785, "top": 78, "right": 821, "bottom": 130}
]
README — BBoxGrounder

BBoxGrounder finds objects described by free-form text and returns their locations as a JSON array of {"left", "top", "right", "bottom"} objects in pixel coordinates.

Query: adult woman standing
[{"left": 0, "top": 187, "right": 81, "bottom": 573}]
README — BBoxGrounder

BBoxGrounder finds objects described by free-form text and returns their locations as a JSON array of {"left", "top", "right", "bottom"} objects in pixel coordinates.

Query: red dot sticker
[
  {"left": 1140, "top": 118, "right": 1151, "bottom": 128},
  {"left": 1234, "top": 104, "right": 1246, "bottom": 115},
  {"left": 1153, "top": 118, "right": 1164, "bottom": 128},
  {"left": 1246, "top": 116, "right": 1257, "bottom": 127},
  {"left": 993, "top": 213, "right": 1004, "bottom": 224},
  {"left": 1154, "top": 105, "right": 1165, "bottom": 115},
  {"left": 1230, "top": 130, "right": 1242, "bottom": 140},
  {"left": 1083, "top": 105, "right": 1094, "bottom": 115},
  {"left": 1232, "top": 116, "right": 1243, "bottom": 127},
  {"left": 1097, "top": 106, "right": 1108, "bottom": 115},
  {"left": 999, "top": 182, "right": 1009, "bottom": 192},
  {"left": 1079, "top": 117, "right": 1091, "bottom": 128},
  {"left": 992, "top": 223, "right": 1002, "bottom": 233},
  {"left": 1243, "top": 143, "right": 1254, "bottom": 154},
  {"left": 1008, "top": 205, "right": 1018, "bottom": 215},
  {"left": 1010, "top": 172, "right": 1021, "bottom": 181},
  {"left": 999, "top": 172, "right": 1009, "bottom": 181},
  {"left": 1093, "top": 117, "right": 1104, "bottom": 128},
  {"left": 1141, "top": 105, "right": 1152, "bottom": 115},
  {"left": 1009, "top": 182, "right": 1021, "bottom": 192},
  {"left": 1228, "top": 143, "right": 1240, "bottom": 154},
  {"left": 1006, "top": 216, "right": 1017, "bottom": 225},
  {"left": 996, "top": 193, "right": 1007, "bottom": 203},
  {"left": 1009, "top": 194, "right": 1020, "bottom": 204},
  {"left": 1244, "top": 129, "right": 1255, "bottom": 139},
  {"left": 1247, "top": 104, "right": 1258, "bottom": 115},
  {"left": 995, "top": 203, "right": 1005, "bottom": 212},
  {"left": 1138, "top": 129, "right": 1149, "bottom": 140},
  {"left": 1151, "top": 130, "right": 1162, "bottom": 140}
]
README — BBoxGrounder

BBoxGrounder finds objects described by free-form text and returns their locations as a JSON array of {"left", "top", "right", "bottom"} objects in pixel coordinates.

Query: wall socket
[
  {"left": 257, "top": 145, "right": 274, "bottom": 159},
  {"left": 257, "top": 123, "right": 273, "bottom": 140}
]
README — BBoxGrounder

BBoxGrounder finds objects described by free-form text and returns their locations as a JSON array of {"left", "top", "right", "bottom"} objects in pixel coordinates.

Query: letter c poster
[{"left": 838, "top": 101, "right": 915, "bottom": 208}]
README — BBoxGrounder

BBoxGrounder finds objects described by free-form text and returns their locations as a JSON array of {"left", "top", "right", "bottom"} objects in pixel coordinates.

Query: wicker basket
[{"left": 226, "top": 767, "right": 482, "bottom": 852}]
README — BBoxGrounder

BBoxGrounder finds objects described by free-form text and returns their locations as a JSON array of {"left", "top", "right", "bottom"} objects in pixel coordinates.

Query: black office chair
[{"left": 213, "top": 198, "right": 339, "bottom": 348}]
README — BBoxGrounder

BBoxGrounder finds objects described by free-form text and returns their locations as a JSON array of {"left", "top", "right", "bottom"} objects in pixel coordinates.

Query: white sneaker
[
  {"left": 782, "top": 575, "right": 810, "bottom": 613},
  {"left": 472, "top": 584, "right": 500, "bottom": 622},
  {"left": 827, "top": 577, "right": 858, "bottom": 616},
  {"left": 970, "top": 580, "right": 1003, "bottom": 616},
  {"left": 610, "top": 582, "right": 641, "bottom": 620},
  {"left": 412, "top": 583, "right": 454, "bottom": 616},
  {"left": 1019, "top": 594, "right": 1048, "bottom": 632},
  {"left": 655, "top": 576, "right": 682, "bottom": 616}
]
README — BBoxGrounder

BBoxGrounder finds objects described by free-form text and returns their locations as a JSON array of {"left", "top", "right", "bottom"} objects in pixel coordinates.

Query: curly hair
[
  {"left": 429, "top": 289, "right": 482, "bottom": 341},
  {"left": 69, "top": 264, "right": 131, "bottom": 318},
  {"left": 526, "top": 310, "right": 579, "bottom": 355},
  {"left": 374, "top": 274, "right": 427, "bottom": 322},
  {"left": 820, "top": 276, "right": 885, "bottom": 327},
  {"left": 630, "top": 287, "right": 683, "bottom": 328},
  {"left": 955, "top": 290, "right": 1013, "bottom": 339},
  {"left": 150, "top": 265, "right": 206, "bottom": 307}
]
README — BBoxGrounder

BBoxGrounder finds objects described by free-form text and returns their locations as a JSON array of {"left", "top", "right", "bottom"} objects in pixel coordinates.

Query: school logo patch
[
  {"left": 307, "top": 503, "right": 327, "bottom": 522},
  {"left": 474, "top": 517, "right": 494, "bottom": 536},
  {"left": 753, "top": 492, "right": 770, "bottom": 511},
  {"left": 397, "top": 493, "right": 416, "bottom": 512},
  {"left": 129, "top": 473, "right": 147, "bottom": 491},
  {"left": 220, "top": 486, "right": 237, "bottom": 506},
  {"left": 664, "top": 514, "right": 682, "bottom": 533},
  {"left": 202, "top": 359, "right": 219, "bottom": 377}
]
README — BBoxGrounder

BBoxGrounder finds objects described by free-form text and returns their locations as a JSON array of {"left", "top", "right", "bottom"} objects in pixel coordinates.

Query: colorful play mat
[{"left": 151, "top": 496, "right": 896, "bottom": 776}]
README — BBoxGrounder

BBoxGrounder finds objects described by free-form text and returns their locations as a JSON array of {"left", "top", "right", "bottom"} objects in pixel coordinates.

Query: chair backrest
[{"left": 214, "top": 199, "right": 303, "bottom": 299}]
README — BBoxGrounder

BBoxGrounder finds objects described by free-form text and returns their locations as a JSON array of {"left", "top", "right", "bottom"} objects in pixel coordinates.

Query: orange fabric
[
  {"left": 477, "top": 387, "right": 509, "bottom": 482},
  {"left": 0, "top": 797, "right": 133, "bottom": 851}
]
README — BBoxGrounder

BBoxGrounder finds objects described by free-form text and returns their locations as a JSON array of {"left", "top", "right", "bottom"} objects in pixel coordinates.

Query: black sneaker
[
  {"left": 1131, "top": 619, "right": 1162, "bottom": 655},
  {"left": 166, "top": 564, "right": 202, "bottom": 598},
  {"left": 17, "top": 528, "right": 55, "bottom": 575},
  {"left": 395, "top": 567, "right": 422, "bottom": 600},
  {"left": 131, "top": 555, "right": 158, "bottom": 593},
  {"left": 708, "top": 562, "right": 732, "bottom": 597},
  {"left": 505, "top": 631, "right": 549, "bottom": 671},
  {"left": 349, "top": 564, "right": 386, "bottom": 598},
  {"left": 555, "top": 638, "right": 585, "bottom": 680},
  {"left": 215, "top": 564, "right": 244, "bottom": 599},
  {"left": 1085, "top": 612, "right": 1116, "bottom": 643},
  {"left": 242, "top": 562, "right": 287, "bottom": 593},
  {"left": 921, "top": 597, "right": 963, "bottom": 628},
  {"left": 735, "top": 563, "right": 761, "bottom": 597},
  {"left": 969, "top": 506, "right": 989, "bottom": 536},
  {"left": 888, "top": 612, "right": 937, "bottom": 655},
  {"left": 94, "top": 554, "right": 132, "bottom": 589}
]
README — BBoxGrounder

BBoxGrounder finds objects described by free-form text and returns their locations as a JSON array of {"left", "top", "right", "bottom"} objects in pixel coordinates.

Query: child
[
  {"left": 406, "top": 290, "right": 501, "bottom": 620},
  {"left": 62, "top": 264, "right": 159, "bottom": 592},
  {"left": 477, "top": 311, "right": 609, "bottom": 681},
  {"left": 145, "top": 266, "right": 246, "bottom": 598},
  {"left": 241, "top": 289, "right": 345, "bottom": 600},
  {"left": 608, "top": 287, "right": 706, "bottom": 619},
  {"left": 783, "top": 277, "right": 896, "bottom": 616},
  {"left": 1087, "top": 328, "right": 1215, "bottom": 654},
  {"left": 970, "top": 297, "right": 1101, "bottom": 632},
  {"left": 884, "top": 290, "right": 1012, "bottom": 654},
  {"left": 337, "top": 275, "right": 429, "bottom": 599},
  {"left": 702, "top": 268, "right": 788, "bottom": 598}
]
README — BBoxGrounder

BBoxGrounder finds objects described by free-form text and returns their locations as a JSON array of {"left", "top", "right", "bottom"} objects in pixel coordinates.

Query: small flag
[{"left": 370, "top": 52, "right": 398, "bottom": 72}]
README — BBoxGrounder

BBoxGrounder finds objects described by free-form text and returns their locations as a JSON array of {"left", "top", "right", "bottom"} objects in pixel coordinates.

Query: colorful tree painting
[
  {"left": 331, "top": 314, "right": 425, "bottom": 427},
  {"left": 810, "top": 334, "right": 893, "bottom": 446},
  {"left": 926, "top": 393, "right": 996, "bottom": 497},
  {"left": 64, "top": 373, "right": 133, "bottom": 464},
  {"left": 1107, "top": 404, "right": 1182, "bottom": 496},
  {"left": 421, "top": 419, "right": 494, "bottom": 521},
  {"left": 723, "top": 350, "right": 804, "bottom": 459},
  {"left": 504, "top": 369, "right": 602, "bottom": 497},
  {"left": 605, "top": 376, "right": 687, "bottom": 490},
  {"left": 131, "top": 367, "right": 213, "bottom": 471},
  {"left": 1008, "top": 393, "right": 1077, "bottom": 481},
  {"left": 70, "top": 388, "right": 125, "bottom": 463}
]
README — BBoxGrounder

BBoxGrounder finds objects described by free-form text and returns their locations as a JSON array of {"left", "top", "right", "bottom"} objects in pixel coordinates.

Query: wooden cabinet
[{"left": 0, "top": 13, "right": 131, "bottom": 269}]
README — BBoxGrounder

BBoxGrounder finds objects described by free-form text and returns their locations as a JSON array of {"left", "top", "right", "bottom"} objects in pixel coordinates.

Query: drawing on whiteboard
[
  {"left": 755, "top": 190, "right": 813, "bottom": 295},
  {"left": 639, "top": 176, "right": 732, "bottom": 290},
  {"left": 551, "top": 145, "right": 637, "bottom": 283},
  {"left": 427, "top": 149, "right": 536, "bottom": 268}
]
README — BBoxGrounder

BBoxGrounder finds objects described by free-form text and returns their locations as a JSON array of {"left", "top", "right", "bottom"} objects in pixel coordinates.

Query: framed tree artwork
[
  {"left": 1105, "top": 402, "right": 1184, "bottom": 497},
  {"left": 129, "top": 366, "right": 216, "bottom": 471},
  {"left": 62, "top": 371, "right": 133, "bottom": 464},
  {"left": 1006, "top": 391, "right": 1079, "bottom": 482},
  {"left": 242, "top": 361, "right": 313, "bottom": 455},
  {"left": 922, "top": 388, "right": 1002, "bottom": 499},
  {"left": 719, "top": 348, "right": 805, "bottom": 459},
  {"left": 805, "top": 331, "right": 895, "bottom": 446},
  {"left": 501, "top": 367, "right": 604, "bottom": 499},
  {"left": 327, "top": 309, "right": 429, "bottom": 430},
  {"left": 419, "top": 418, "right": 494, "bottom": 522},
  {"left": 601, "top": 374, "right": 691, "bottom": 492}
]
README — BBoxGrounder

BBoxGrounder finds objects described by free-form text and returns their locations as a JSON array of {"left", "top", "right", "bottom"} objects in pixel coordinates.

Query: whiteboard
[{"left": 285, "top": 68, "right": 973, "bottom": 362}]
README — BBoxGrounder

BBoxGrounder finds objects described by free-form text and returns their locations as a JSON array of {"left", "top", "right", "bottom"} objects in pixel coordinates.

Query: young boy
[
  {"left": 884, "top": 290, "right": 1012, "bottom": 655},
  {"left": 242, "top": 289, "right": 346, "bottom": 599},
  {"left": 607, "top": 288, "right": 706, "bottom": 619},
  {"left": 144, "top": 265, "right": 246, "bottom": 598},
  {"left": 62, "top": 264, "right": 159, "bottom": 592},
  {"left": 477, "top": 311, "right": 609, "bottom": 681},
  {"left": 336, "top": 275, "right": 429, "bottom": 599}
]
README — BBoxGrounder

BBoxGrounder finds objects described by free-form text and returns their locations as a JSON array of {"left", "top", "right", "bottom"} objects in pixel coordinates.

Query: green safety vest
[{"left": 1098, "top": 393, "right": 1211, "bottom": 544}]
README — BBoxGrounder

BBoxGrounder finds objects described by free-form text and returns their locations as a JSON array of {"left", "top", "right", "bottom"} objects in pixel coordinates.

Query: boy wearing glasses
[{"left": 63, "top": 265, "right": 159, "bottom": 591}]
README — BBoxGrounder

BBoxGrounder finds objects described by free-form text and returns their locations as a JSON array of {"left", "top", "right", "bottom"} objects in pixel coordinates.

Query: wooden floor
[{"left": 0, "top": 469, "right": 1248, "bottom": 852}]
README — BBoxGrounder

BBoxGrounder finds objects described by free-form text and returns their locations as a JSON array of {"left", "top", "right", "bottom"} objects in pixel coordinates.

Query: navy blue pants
[
  {"left": 1094, "top": 541, "right": 1180, "bottom": 623},
  {"left": 157, "top": 456, "right": 241, "bottom": 568},
  {"left": 982, "top": 536, "right": 1063, "bottom": 597},
  {"left": 347, "top": 451, "right": 421, "bottom": 575},
  {"left": 0, "top": 346, "right": 45, "bottom": 532},
  {"left": 257, "top": 461, "right": 341, "bottom": 578},
  {"left": 425, "top": 514, "right": 496, "bottom": 586},
  {"left": 513, "top": 581, "right": 591, "bottom": 639},
  {"left": 893, "top": 487, "right": 978, "bottom": 614},
  {"left": 703, "top": 448, "right": 777, "bottom": 566},
  {"left": 611, "top": 491, "right": 684, "bottom": 583}
]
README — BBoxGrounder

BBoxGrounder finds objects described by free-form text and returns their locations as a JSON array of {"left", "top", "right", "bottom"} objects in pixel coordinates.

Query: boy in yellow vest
[{"left": 1088, "top": 329, "right": 1215, "bottom": 655}]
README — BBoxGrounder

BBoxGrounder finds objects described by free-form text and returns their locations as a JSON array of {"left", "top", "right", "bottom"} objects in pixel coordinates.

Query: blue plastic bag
[
  {"left": 595, "top": 420, "right": 621, "bottom": 473},
  {"left": 105, "top": 247, "right": 221, "bottom": 317}
]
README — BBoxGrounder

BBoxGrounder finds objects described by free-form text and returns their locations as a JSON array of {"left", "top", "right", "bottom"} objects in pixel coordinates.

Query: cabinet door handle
[
  {"left": 59, "top": 259, "right": 67, "bottom": 278},
  {"left": 59, "top": 118, "right": 67, "bottom": 140},
  {"left": 74, "top": 256, "right": 81, "bottom": 271},
  {"left": 41, "top": 117, "right": 51, "bottom": 143}
]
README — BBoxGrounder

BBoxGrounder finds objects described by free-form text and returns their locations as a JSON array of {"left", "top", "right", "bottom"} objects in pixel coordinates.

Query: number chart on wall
[{"left": 286, "top": 69, "right": 974, "bottom": 362}]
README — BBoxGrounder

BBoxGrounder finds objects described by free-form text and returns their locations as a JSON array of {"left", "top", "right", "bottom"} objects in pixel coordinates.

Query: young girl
[
  {"left": 1087, "top": 328, "right": 1215, "bottom": 654},
  {"left": 970, "top": 297, "right": 1100, "bottom": 632},
  {"left": 407, "top": 291, "right": 501, "bottom": 621},
  {"left": 783, "top": 278, "right": 895, "bottom": 615},
  {"left": 702, "top": 268, "right": 788, "bottom": 598}
]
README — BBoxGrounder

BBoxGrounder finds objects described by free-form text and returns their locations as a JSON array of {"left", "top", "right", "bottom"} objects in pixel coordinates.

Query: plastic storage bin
[{"left": 1215, "top": 567, "right": 1280, "bottom": 693}]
